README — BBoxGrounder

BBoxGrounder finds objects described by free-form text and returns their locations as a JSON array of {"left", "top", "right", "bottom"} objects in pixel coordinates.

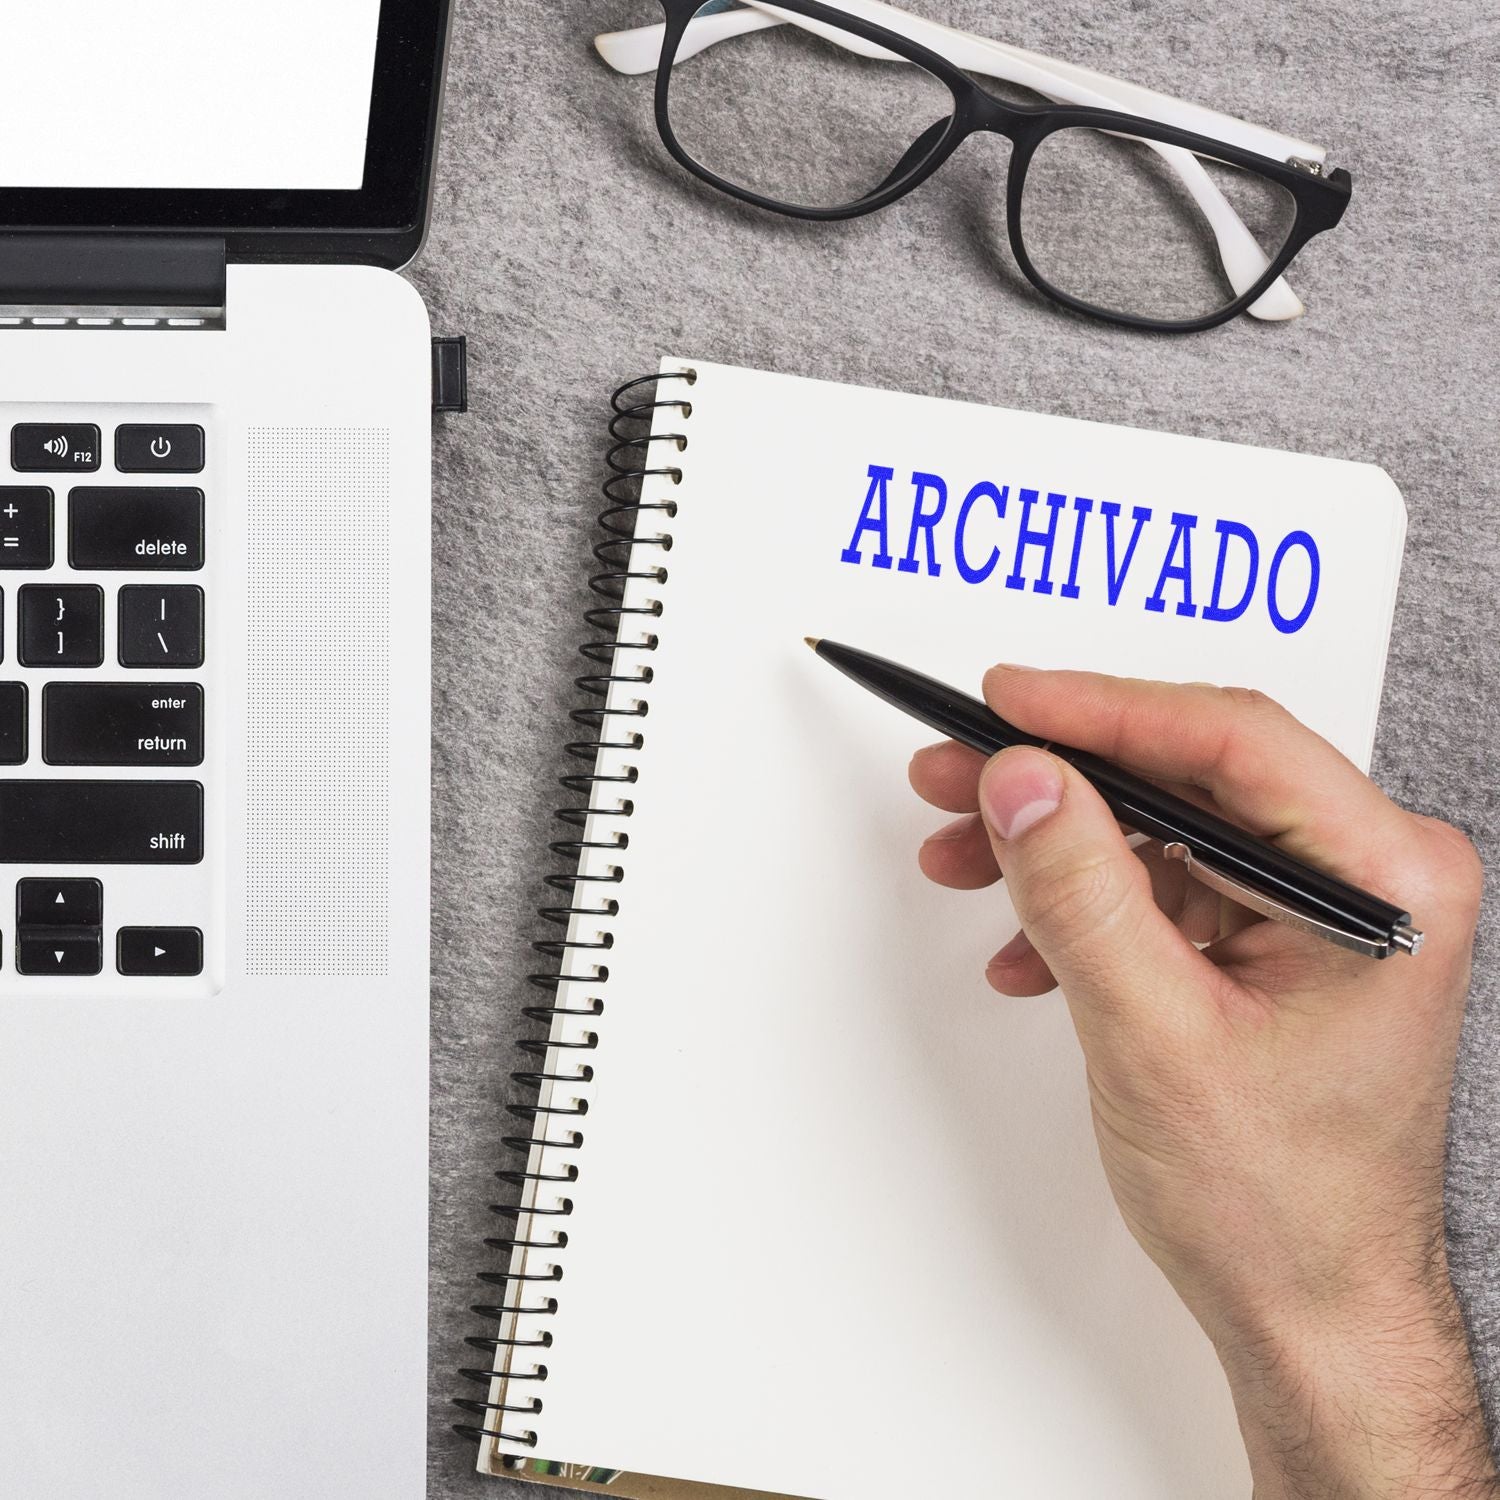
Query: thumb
[{"left": 977, "top": 745, "right": 1220, "bottom": 1041}]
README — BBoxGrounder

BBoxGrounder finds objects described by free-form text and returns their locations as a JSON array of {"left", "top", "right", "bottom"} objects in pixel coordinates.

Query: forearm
[{"left": 1220, "top": 1272, "right": 1499, "bottom": 1499}]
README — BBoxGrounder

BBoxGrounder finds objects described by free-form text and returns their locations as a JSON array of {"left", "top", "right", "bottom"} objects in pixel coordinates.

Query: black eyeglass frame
[{"left": 649, "top": 0, "right": 1352, "bottom": 332}]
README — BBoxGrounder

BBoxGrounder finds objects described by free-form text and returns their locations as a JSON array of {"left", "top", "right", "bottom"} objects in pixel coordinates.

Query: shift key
[
  {"left": 69, "top": 488, "right": 203, "bottom": 570},
  {"left": 0, "top": 780, "right": 202, "bottom": 863}
]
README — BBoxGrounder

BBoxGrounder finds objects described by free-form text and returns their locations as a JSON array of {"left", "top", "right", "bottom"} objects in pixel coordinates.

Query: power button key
[{"left": 115, "top": 425, "right": 204, "bottom": 474}]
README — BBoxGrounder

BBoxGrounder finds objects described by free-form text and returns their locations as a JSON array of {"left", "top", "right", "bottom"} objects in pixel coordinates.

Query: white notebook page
[{"left": 487, "top": 360, "right": 1407, "bottom": 1497}]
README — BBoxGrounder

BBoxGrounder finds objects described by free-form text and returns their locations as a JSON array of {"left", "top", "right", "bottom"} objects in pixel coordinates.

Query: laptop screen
[
  {"left": 0, "top": 1, "right": 382, "bottom": 191},
  {"left": 0, "top": 0, "right": 449, "bottom": 265}
]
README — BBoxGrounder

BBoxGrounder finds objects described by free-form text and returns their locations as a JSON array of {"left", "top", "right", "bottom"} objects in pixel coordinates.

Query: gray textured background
[{"left": 411, "top": 2, "right": 1500, "bottom": 1494}]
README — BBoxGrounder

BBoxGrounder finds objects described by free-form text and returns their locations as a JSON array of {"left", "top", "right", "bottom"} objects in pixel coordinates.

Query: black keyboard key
[
  {"left": 118, "top": 585, "right": 204, "bottom": 667},
  {"left": 117, "top": 926, "right": 202, "bottom": 977},
  {"left": 43, "top": 682, "right": 203, "bottom": 766},
  {"left": 11, "top": 423, "right": 100, "bottom": 473},
  {"left": 18, "top": 877, "right": 102, "bottom": 926},
  {"left": 19, "top": 585, "right": 104, "bottom": 667},
  {"left": 0, "top": 780, "right": 202, "bottom": 863},
  {"left": 0, "top": 488, "right": 54, "bottom": 568},
  {"left": 68, "top": 488, "right": 203, "bottom": 571},
  {"left": 0, "top": 682, "right": 24, "bottom": 764},
  {"left": 114, "top": 424, "right": 205, "bottom": 474},
  {"left": 17, "top": 930, "right": 103, "bottom": 976}
]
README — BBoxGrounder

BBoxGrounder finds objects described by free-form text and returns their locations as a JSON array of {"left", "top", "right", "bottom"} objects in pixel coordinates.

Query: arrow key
[
  {"left": 18, "top": 877, "right": 103, "bottom": 927},
  {"left": 17, "top": 930, "right": 102, "bottom": 976},
  {"left": 117, "top": 926, "right": 202, "bottom": 977}
]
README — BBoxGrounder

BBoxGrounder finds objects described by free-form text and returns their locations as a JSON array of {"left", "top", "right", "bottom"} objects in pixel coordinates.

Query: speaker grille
[{"left": 246, "top": 428, "right": 391, "bottom": 977}]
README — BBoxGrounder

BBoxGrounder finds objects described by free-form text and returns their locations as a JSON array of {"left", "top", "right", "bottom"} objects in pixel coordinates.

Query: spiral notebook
[{"left": 459, "top": 359, "right": 1408, "bottom": 1499}]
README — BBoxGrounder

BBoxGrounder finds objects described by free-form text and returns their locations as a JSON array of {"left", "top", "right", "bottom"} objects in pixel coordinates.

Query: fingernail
[
  {"left": 980, "top": 750, "right": 1063, "bottom": 840},
  {"left": 924, "top": 812, "right": 977, "bottom": 844},
  {"left": 989, "top": 928, "right": 1033, "bottom": 967},
  {"left": 990, "top": 661, "right": 1038, "bottom": 672}
]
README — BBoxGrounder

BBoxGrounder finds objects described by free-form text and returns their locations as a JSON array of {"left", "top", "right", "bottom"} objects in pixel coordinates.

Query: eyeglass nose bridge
[
  {"left": 862, "top": 91, "right": 1024, "bottom": 204},
  {"left": 952, "top": 87, "right": 1055, "bottom": 153},
  {"left": 898, "top": 88, "right": 1050, "bottom": 207}
]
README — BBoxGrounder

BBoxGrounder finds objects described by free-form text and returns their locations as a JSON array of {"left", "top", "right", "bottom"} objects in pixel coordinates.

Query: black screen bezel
[{"left": 0, "top": 0, "right": 452, "bottom": 267}]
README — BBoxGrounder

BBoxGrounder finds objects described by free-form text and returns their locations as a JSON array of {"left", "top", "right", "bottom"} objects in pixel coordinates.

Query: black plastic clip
[{"left": 432, "top": 335, "right": 469, "bottom": 414}]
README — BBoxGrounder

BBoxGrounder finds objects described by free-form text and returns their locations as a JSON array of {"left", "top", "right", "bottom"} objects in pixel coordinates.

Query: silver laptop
[{"left": 0, "top": 4, "right": 451, "bottom": 1494}]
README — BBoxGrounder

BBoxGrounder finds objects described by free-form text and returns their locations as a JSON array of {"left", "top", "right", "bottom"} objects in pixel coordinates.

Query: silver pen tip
[{"left": 1391, "top": 923, "right": 1424, "bottom": 956}]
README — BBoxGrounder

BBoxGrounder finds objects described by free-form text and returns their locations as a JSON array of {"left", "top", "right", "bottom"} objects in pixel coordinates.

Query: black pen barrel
[
  {"left": 1060, "top": 748, "right": 1410, "bottom": 951},
  {"left": 811, "top": 638, "right": 1412, "bottom": 952},
  {"left": 812, "top": 637, "right": 1041, "bottom": 757}
]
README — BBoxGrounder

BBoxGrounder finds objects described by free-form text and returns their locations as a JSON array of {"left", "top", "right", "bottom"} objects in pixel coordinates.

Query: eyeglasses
[{"left": 595, "top": 0, "right": 1352, "bottom": 333}]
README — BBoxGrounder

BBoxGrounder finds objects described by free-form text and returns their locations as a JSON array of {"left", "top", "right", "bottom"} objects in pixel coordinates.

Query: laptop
[{"left": 0, "top": 4, "right": 452, "bottom": 1495}]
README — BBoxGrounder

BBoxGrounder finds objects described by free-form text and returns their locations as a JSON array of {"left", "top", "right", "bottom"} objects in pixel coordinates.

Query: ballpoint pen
[{"left": 806, "top": 637, "right": 1423, "bottom": 960}]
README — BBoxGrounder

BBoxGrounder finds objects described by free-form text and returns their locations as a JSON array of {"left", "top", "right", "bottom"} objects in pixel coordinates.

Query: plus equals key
[{"left": 0, "top": 487, "right": 56, "bottom": 570}]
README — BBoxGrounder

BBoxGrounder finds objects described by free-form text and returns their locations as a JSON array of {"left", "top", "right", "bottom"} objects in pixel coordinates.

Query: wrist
[{"left": 1215, "top": 1265, "right": 1498, "bottom": 1498}]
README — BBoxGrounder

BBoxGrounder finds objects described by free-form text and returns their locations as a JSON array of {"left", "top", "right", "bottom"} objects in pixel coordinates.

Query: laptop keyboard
[{"left": 1, "top": 405, "right": 217, "bottom": 988}]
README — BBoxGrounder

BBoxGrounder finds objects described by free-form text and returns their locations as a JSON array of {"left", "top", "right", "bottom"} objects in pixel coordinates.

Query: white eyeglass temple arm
[
  {"left": 595, "top": 2, "right": 1326, "bottom": 320},
  {"left": 598, "top": 3, "right": 1322, "bottom": 162}
]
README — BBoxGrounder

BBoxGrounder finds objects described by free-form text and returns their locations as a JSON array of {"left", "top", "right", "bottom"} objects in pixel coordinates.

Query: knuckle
[
  {"left": 1211, "top": 687, "right": 1295, "bottom": 795},
  {"left": 1218, "top": 684, "right": 1278, "bottom": 713},
  {"left": 1427, "top": 823, "right": 1485, "bottom": 911},
  {"left": 1216, "top": 685, "right": 1289, "bottom": 736},
  {"left": 1216, "top": 685, "right": 1293, "bottom": 741},
  {"left": 1022, "top": 849, "right": 1128, "bottom": 939}
]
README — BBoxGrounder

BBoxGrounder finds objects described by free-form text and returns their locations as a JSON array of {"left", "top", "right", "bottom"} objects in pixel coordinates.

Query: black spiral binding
[{"left": 453, "top": 370, "right": 695, "bottom": 1460}]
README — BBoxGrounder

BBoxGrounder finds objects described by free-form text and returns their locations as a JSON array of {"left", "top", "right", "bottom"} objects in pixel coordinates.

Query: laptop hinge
[{"left": 0, "top": 233, "right": 226, "bottom": 329}]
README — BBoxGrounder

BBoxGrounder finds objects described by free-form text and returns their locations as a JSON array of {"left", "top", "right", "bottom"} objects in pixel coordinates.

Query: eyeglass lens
[
  {"left": 1019, "top": 128, "right": 1298, "bottom": 323},
  {"left": 665, "top": 2, "right": 957, "bottom": 212}
]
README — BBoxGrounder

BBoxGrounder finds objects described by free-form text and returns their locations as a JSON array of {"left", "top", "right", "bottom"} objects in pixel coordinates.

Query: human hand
[{"left": 910, "top": 667, "right": 1496, "bottom": 1498}]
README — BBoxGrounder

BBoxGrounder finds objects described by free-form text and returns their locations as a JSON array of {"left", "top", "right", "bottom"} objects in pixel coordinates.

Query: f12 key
[{"left": 11, "top": 424, "right": 100, "bottom": 473}]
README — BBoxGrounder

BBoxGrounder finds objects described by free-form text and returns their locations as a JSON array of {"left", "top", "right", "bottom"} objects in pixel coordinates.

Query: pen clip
[{"left": 1161, "top": 842, "right": 1400, "bottom": 959}]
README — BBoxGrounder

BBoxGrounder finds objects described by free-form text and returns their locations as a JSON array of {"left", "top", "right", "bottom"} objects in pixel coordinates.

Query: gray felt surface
[{"left": 411, "top": 3, "right": 1500, "bottom": 1494}]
